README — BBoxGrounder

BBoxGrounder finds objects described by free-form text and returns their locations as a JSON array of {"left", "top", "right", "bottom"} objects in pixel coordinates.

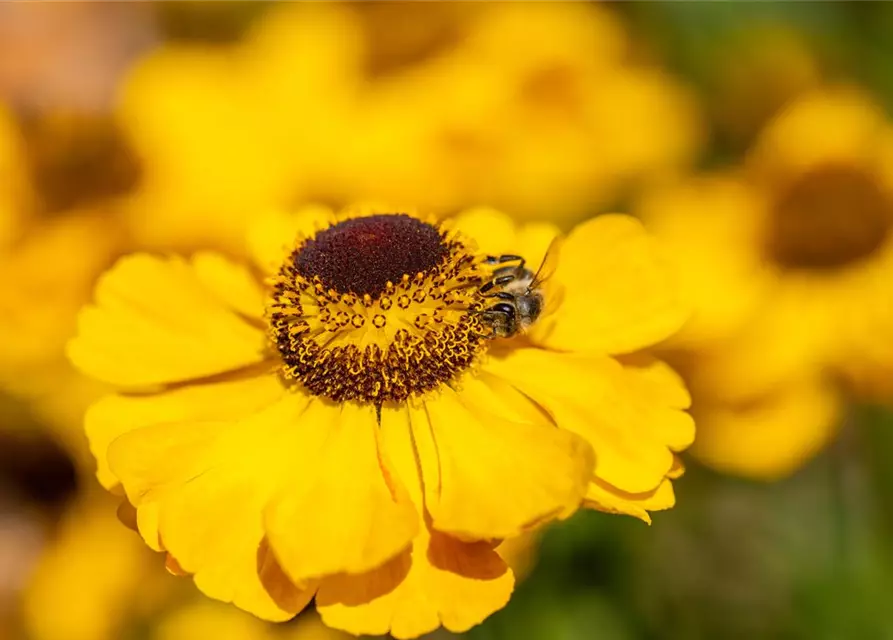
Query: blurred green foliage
[{"left": 469, "top": 419, "right": 893, "bottom": 640}]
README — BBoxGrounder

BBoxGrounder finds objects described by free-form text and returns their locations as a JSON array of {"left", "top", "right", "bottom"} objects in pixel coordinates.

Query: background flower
[
  {"left": 2, "top": 3, "right": 893, "bottom": 639},
  {"left": 116, "top": 2, "right": 702, "bottom": 254},
  {"left": 640, "top": 86, "right": 893, "bottom": 480}
]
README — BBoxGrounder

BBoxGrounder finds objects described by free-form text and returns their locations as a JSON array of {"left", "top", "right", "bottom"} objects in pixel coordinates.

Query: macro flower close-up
[
  {"left": 68, "top": 205, "right": 693, "bottom": 637},
  {"left": 6, "top": 4, "right": 893, "bottom": 640}
]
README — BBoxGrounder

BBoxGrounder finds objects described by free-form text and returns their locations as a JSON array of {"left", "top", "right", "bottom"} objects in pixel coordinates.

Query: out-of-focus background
[{"left": 2, "top": 3, "right": 893, "bottom": 639}]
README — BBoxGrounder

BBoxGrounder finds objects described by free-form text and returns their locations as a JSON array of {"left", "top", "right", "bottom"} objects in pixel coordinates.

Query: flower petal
[
  {"left": 635, "top": 176, "right": 771, "bottom": 348},
  {"left": 264, "top": 401, "right": 418, "bottom": 582},
  {"left": 86, "top": 373, "right": 285, "bottom": 489},
  {"left": 137, "top": 502, "right": 163, "bottom": 552},
  {"left": 485, "top": 348, "right": 687, "bottom": 494},
  {"left": 191, "top": 252, "right": 266, "bottom": 319},
  {"left": 691, "top": 379, "right": 842, "bottom": 480},
  {"left": 689, "top": 287, "right": 839, "bottom": 401},
  {"left": 410, "top": 380, "right": 593, "bottom": 539},
  {"left": 515, "top": 221, "right": 562, "bottom": 269},
  {"left": 451, "top": 207, "right": 560, "bottom": 271},
  {"left": 530, "top": 214, "right": 688, "bottom": 354},
  {"left": 584, "top": 475, "right": 677, "bottom": 524},
  {"left": 748, "top": 87, "right": 885, "bottom": 188},
  {"left": 496, "top": 531, "right": 540, "bottom": 582},
  {"left": 22, "top": 500, "right": 152, "bottom": 640},
  {"left": 117, "top": 499, "right": 164, "bottom": 552},
  {"left": 247, "top": 206, "right": 334, "bottom": 274},
  {"left": 68, "top": 254, "right": 266, "bottom": 388},
  {"left": 617, "top": 355, "right": 695, "bottom": 451},
  {"left": 153, "top": 600, "right": 274, "bottom": 640},
  {"left": 317, "top": 534, "right": 514, "bottom": 640},
  {"left": 108, "top": 393, "right": 314, "bottom": 621},
  {"left": 316, "top": 408, "right": 514, "bottom": 638},
  {"left": 451, "top": 207, "right": 518, "bottom": 256}
]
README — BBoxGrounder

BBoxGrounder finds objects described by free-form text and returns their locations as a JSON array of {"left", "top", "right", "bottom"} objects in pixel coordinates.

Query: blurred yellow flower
[
  {"left": 640, "top": 87, "right": 893, "bottom": 478},
  {"left": 0, "top": 103, "right": 140, "bottom": 472},
  {"left": 345, "top": 3, "right": 702, "bottom": 223},
  {"left": 69, "top": 205, "right": 692, "bottom": 636},
  {"left": 840, "top": 359, "right": 893, "bottom": 403},
  {"left": 0, "top": 103, "right": 31, "bottom": 249},
  {"left": 495, "top": 530, "right": 541, "bottom": 583},
  {"left": 0, "top": 212, "right": 122, "bottom": 386},
  {"left": 22, "top": 494, "right": 173, "bottom": 640},
  {"left": 688, "top": 376, "right": 843, "bottom": 480},
  {"left": 0, "top": 211, "right": 124, "bottom": 464},
  {"left": 117, "top": 2, "right": 701, "bottom": 254},
  {"left": 20, "top": 110, "right": 140, "bottom": 216},
  {"left": 21, "top": 493, "right": 347, "bottom": 640},
  {"left": 155, "top": 602, "right": 346, "bottom": 640},
  {"left": 117, "top": 3, "right": 361, "bottom": 255},
  {"left": 709, "top": 24, "right": 821, "bottom": 146}
]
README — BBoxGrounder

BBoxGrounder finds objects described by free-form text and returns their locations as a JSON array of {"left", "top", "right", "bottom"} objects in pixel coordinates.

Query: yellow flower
[
  {"left": 688, "top": 376, "right": 843, "bottom": 480},
  {"left": 155, "top": 602, "right": 346, "bottom": 640},
  {"left": 117, "top": 2, "right": 701, "bottom": 254},
  {"left": 22, "top": 493, "right": 174, "bottom": 640},
  {"left": 117, "top": 3, "right": 362, "bottom": 255},
  {"left": 708, "top": 24, "right": 821, "bottom": 145},
  {"left": 20, "top": 110, "right": 141, "bottom": 216},
  {"left": 495, "top": 530, "right": 541, "bottom": 583},
  {"left": 21, "top": 494, "right": 345, "bottom": 640},
  {"left": 656, "top": 88, "right": 893, "bottom": 398},
  {"left": 840, "top": 359, "right": 893, "bottom": 403},
  {"left": 0, "top": 211, "right": 124, "bottom": 465},
  {"left": 0, "top": 102, "right": 31, "bottom": 249},
  {"left": 0, "top": 101, "right": 137, "bottom": 460},
  {"left": 69, "top": 205, "right": 692, "bottom": 637},
  {"left": 0, "top": 212, "right": 123, "bottom": 384},
  {"left": 349, "top": 2, "right": 482, "bottom": 79},
  {"left": 338, "top": 2, "right": 703, "bottom": 223},
  {"left": 639, "top": 87, "right": 893, "bottom": 478}
]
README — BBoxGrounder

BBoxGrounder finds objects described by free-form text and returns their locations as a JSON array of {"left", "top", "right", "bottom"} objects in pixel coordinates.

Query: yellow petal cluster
[
  {"left": 0, "top": 102, "right": 133, "bottom": 463},
  {"left": 0, "top": 103, "right": 31, "bottom": 249},
  {"left": 20, "top": 494, "right": 350, "bottom": 640},
  {"left": 117, "top": 3, "right": 702, "bottom": 254},
  {"left": 69, "top": 205, "right": 693, "bottom": 637},
  {"left": 640, "top": 87, "right": 893, "bottom": 479}
]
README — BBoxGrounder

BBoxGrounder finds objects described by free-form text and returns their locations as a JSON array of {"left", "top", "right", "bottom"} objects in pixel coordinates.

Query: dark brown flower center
[
  {"left": 294, "top": 214, "right": 448, "bottom": 298},
  {"left": 21, "top": 113, "right": 141, "bottom": 215},
  {"left": 765, "top": 163, "right": 893, "bottom": 270},
  {"left": 268, "top": 214, "right": 490, "bottom": 405}
]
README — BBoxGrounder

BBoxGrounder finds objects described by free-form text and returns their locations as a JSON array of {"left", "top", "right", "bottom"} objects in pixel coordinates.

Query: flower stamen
[{"left": 267, "top": 214, "right": 492, "bottom": 404}]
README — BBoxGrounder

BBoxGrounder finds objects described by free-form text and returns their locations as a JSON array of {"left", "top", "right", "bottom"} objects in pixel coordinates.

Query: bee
[{"left": 477, "top": 237, "right": 562, "bottom": 338}]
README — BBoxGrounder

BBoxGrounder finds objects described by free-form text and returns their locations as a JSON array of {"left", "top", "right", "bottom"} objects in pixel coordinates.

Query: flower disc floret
[{"left": 268, "top": 214, "right": 490, "bottom": 404}]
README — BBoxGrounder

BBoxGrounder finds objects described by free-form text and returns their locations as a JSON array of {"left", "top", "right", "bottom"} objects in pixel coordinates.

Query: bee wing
[
  {"left": 529, "top": 235, "right": 563, "bottom": 290},
  {"left": 530, "top": 235, "right": 565, "bottom": 318}
]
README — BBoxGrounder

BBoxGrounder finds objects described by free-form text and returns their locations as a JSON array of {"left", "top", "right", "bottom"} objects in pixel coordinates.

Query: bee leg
[
  {"left": 480, "top": 273, "right": 517, "bottom": 293},
  {"left": 492, "top": 254, "right": 526, "bottom": 268},
  {"left": 484, "top": 253, "right": 527, "bottom": 273}
]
